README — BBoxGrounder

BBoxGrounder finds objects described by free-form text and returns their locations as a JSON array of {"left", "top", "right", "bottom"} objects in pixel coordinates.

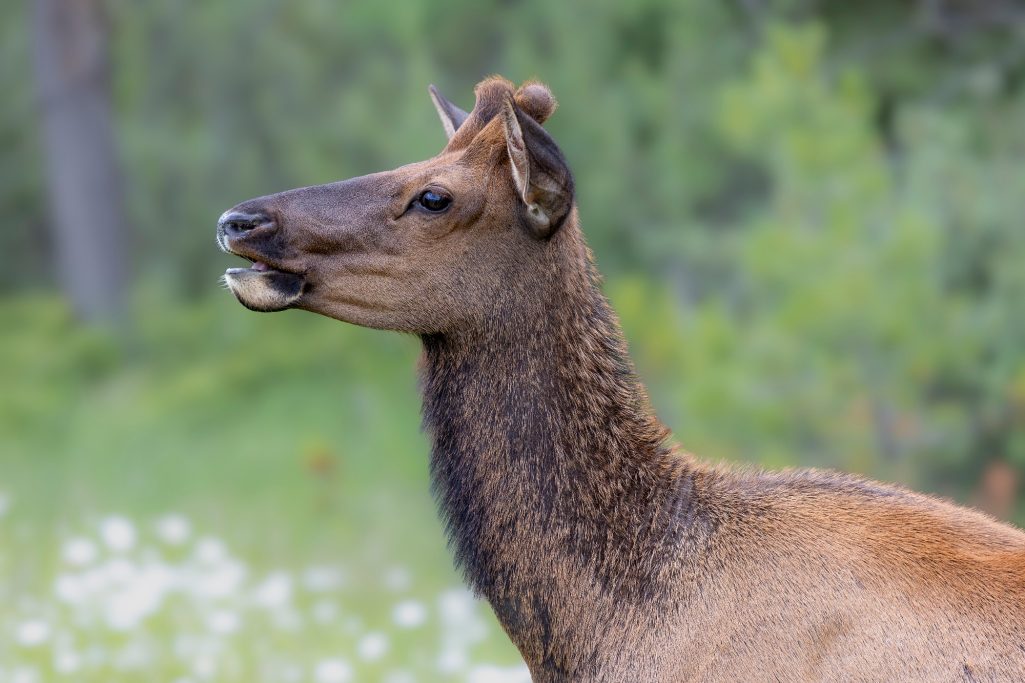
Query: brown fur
[{"left": 217, "top": 77, "right": 1025, "bottom": 682}]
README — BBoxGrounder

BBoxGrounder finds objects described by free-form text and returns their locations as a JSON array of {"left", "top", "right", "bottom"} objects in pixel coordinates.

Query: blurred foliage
[
  {"left": 615, "top": 22, "right": 1025, "bottom": 516},
  {"left": 1, "top": 0, "right": 1025, "bottom": 677}
]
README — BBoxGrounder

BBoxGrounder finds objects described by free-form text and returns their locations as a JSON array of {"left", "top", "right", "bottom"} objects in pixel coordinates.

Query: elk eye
[{"left": 417, "top": 190, "right": 451, "bottom": 212}]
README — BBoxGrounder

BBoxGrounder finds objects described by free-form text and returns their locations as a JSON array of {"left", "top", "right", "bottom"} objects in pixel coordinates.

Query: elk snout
[
  {"left": 217, "top": 210, "right": 276, "bottom": 239},
  {"left": 217, "top": 205, "right": 305, "bottom": 313}
]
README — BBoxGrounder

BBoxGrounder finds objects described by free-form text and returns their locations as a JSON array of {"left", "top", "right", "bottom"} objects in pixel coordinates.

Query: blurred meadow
[{"left": 4, "top": 0, "right": 1025, "bottom": 680}]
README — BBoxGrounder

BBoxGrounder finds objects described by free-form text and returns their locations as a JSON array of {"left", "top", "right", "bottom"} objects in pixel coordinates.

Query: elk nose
[{"left": 218, "top": 210, "right": 276, "bottom": 238}]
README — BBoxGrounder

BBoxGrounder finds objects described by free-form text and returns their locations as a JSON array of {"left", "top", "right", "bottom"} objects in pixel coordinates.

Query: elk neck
[{"left": 418, "top": 219, "right": 703, "bottom": 606}]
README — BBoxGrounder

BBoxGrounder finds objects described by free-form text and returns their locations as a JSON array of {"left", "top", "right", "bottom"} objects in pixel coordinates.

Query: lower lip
[{"left": 226, "top": 262, "right": 273, "bottom": 275}]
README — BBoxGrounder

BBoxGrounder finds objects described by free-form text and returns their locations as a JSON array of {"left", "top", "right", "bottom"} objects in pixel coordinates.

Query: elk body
[{"left": 217, "top": 77, "right": 1025, "bottom": 682}]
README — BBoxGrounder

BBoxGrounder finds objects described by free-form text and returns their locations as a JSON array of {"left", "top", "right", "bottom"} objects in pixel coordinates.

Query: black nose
[{"left": 218, "top": 211, "right": 275, "bottom": 238}]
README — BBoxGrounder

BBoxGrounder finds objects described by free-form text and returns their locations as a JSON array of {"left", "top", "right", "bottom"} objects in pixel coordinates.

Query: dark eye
[{"left": 417, "top": 190, "right": 452, "bottom": 212}]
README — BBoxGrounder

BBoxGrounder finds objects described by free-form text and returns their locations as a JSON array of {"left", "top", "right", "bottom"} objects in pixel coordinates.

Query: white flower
[
  {"left": 436, "top": 646, "right": 468, "bottom": 673},
  {"left": 194, "top": 537, "right": 228, "bottom": 565},
  {"left": 100, "top": 516, "right": 136, "bottom": 552},
  {"left": 192, "top": 654, "right": 217, "bottom": 680},
  {"left": 206, "top": 609, "right": 240, "bottom": 635},
  {"left": 104, "top": 592, "right": 149, "bottom": 631},
  {"left": 392, "top": 599, "right": 427, "bottom": 628},
  {"left": 302, "top": 565, "right": 344, "bottom": 592},
  {"left": 54, "top": 574, "right": 87, "bottom": 604},
  {"left": 136, "top": 562, "right": 176, "bottom": 598},
  {"left": 356, "top": 632, "right": 389, "bottom": 661},
  {"left": 53, "top": 649, "right": 82, "bottom": 674},
  {"left": 10, "top": 667, "right": 39, "bottom": 683},
  {"left": 104, "top": 558, "right": 137, "bottom": 584},
  {"left": 81, "top": 565, "right": 110, "bottom": 597},
  {"left": 313, "top": 658, "right": 352, "bottom": 683},
  {"left": 15, "top": 620, "right": 50, "bottom": 647},
  {"left": 103, "top": 561, "right": 172, "bottom": 631},
  {"left": 438, "top": 589, "right": 487, "bottom": 643},
  {"left": 156, "top": 514, "right": 191, "bottom": 546},
  {"left": 63, "top": 537, "right": 98, "bottom": 566},
  {"left": 438, "top": 588, "right": 475, "bottom": 623},
  {"left": 192, "top": 559, "right": 247, "bottom": 599},
  {"left": 253, "top": 572, "right": 293, "bottom": 609}
]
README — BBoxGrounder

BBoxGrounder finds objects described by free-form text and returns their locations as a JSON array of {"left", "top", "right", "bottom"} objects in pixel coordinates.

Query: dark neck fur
[{"left": 419, "top": 224, "right": 697, "bottom": 608}]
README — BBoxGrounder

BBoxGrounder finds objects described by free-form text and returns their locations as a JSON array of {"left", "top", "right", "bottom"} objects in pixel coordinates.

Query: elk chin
[{"left": 223, "top": 268, "right": 304, "bottom": 312}]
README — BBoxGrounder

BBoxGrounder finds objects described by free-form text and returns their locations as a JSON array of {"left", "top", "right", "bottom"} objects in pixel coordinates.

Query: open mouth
[
  {"left": 223, "top": 254, "right": 305, "bottom": 288},
  {"left": 216, "top": 229, "right": 294, "bottom": 276},
  {"left": 226, "top": 259, "right": 277, "bottom": 276},
  {"left": 221, "top": 253, "right": 306, "bottom": 312},
  {"left": 223, "top": 254, "right": 305, "bottom": 287}
]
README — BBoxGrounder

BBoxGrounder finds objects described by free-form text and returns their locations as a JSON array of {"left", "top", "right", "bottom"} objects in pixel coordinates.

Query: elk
[{"left": 216, "top": 77, "right": 1025, "bottom": 682}]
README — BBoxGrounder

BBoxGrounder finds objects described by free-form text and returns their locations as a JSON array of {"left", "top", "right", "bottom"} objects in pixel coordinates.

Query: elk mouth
[
  {"left": 222, "top": 256, "right": 305, "bottom": 313},
  {"left": 225, "top": 259, "right": 282, "bottom": 276}
]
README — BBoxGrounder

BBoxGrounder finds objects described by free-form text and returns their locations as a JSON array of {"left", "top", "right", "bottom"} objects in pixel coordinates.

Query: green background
[{"left": 3, "top": 1, "right": 1025, "bottom": 680}]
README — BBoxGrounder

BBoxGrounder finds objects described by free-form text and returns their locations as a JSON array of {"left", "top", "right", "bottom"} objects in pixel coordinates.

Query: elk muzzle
[{"left": 217, "top": 209, "right": 305, "bottom": 312}]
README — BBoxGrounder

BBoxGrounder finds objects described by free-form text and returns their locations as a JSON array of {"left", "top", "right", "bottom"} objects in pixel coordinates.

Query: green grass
[{"left": 0, "top": 293, "right": 526, "bottom": 682}]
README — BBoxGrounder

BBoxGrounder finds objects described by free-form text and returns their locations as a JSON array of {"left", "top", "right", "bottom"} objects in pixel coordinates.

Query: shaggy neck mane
[{"left": 419, "top": 217, "right": 698, "bottom": 608}]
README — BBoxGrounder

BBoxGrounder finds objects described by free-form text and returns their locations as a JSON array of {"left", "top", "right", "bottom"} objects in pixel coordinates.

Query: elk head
[{"left": 216, "top": 77, "right": 574, "bottom": 334}]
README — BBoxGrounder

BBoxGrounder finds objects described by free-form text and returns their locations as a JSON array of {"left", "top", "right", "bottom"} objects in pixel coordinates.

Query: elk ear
[
  {"left": 429, "top": 84, "right": 469, "bottom": 141},
  {"left": 500, "top": 97, "right": 574, "bottom": 239}
]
